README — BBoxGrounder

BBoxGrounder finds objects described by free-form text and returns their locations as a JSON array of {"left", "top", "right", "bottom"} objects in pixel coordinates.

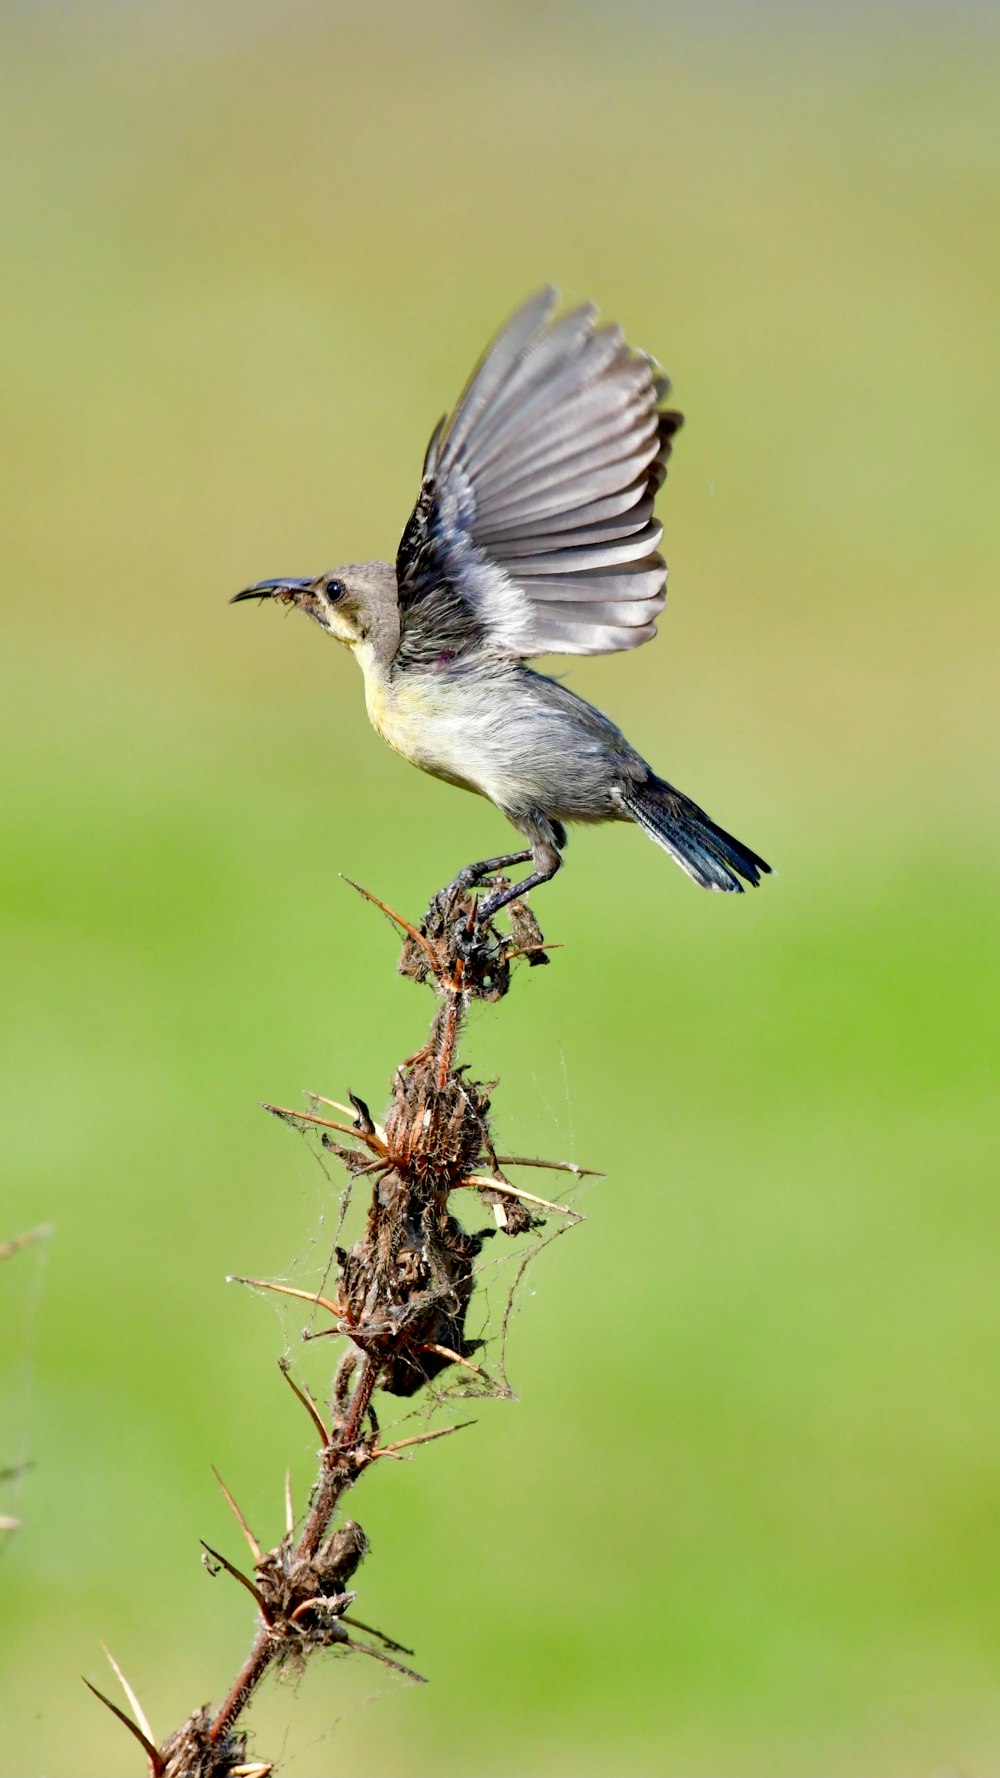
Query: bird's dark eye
[{"left": 326, "top": 578, "right": 345, "bottom": 601}]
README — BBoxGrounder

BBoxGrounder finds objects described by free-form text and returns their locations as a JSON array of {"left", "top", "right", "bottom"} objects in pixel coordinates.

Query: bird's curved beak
[{"left": 230, "top": 577, "right": 313, "bottom": 605}]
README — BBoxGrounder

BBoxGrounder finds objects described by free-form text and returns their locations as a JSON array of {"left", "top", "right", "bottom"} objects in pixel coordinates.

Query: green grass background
[{"left": 2, "top": 4, "right": 999, "bottom": 1773}]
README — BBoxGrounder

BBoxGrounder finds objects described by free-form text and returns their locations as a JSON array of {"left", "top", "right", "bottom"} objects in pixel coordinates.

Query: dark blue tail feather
[{"left": 622, "top": 776, "right": 771, "bottom": 893}]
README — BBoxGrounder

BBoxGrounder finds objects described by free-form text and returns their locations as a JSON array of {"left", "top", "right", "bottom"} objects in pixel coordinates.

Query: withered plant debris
[{"left": 89, "top": 882, "right": 585, "bottom": 1776}]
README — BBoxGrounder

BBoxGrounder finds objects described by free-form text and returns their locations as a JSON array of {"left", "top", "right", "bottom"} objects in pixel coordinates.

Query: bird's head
[{"left": 231, "top": 562, "right": 399, "bottom": 661}]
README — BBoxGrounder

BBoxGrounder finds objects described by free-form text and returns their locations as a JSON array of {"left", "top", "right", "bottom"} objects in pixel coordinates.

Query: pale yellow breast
[
  {"left": 364, "top": 671, "right": 425, "bottom": 756},
  {"left": 362, "top": 663, "right": 479, "bottom": 794}
]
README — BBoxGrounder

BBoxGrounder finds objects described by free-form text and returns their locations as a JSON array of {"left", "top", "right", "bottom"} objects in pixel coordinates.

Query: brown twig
[{"left": 91, "top": 881, "right": 585, "bottom": 1774}]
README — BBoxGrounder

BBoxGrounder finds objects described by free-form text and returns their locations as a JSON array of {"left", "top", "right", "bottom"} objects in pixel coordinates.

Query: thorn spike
[
  {"left": 420, "top": 1342, "right": 486, "bottom": 1378},
  {"left": 308, "top": 1093, "right": 388, "bottom": 1143},
  {"left": 100, "top": 1641, "right": 157, "bottom": 1746},
  {"left": 495, "top": 1154, "right": 603, "bottom": 1178},
  {"left": 82, "top": 1678, "right": 163, "bottom": 1772},
  {"left": 457, "top": 1173, "right": 574, "bottom": 1217},
  {"left": 262, "top": 1103, "right": 387, "bottom": 1152},
  {"left": 231, "top": 1275, "right": 342, "bottom": 1319},
  {"left": 278, "top": 1359, "right": 331, "bottom": 1446},
  {"left": 200, "top": 1542, "right": 270, "bottom": 1618},
  {"left": 212, "top": 1467, "right": 262, "bottom": 1562},
  {"left": 372, "top": 1419, "right": 475, "bottom": 1460},
  {"left": 341, "top": 877, "right": 438, "bottom": 965}
]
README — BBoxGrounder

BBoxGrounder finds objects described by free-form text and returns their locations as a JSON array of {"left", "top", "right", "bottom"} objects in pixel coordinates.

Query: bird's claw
[
  {"left": 402, "top": 875, "right": 547, "bottom": 1000},
  {"left": 452, "top": 912, "right": 488, "bottom": 964},
  {"left": 452, "top": 927, "right": 476, "bottom": 963}
]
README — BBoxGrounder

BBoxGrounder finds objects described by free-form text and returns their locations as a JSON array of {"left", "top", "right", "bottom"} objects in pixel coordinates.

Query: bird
[{"left": 233, "top": 287, "right": 770, "bottom": 938}]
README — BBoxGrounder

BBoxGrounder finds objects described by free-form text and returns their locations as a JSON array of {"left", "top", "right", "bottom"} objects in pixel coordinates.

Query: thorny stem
[
  {"left": 435, "top": 974, "right": 465, "bottom": 1088},
  {"left": 93, "top": 881, "right": 582, "bottom": 1776},
  {"left": 297, "top": 1356, "right": 378, "bottom": 1563},
  {"left": 207, "top": 1356, "right": 377, "bottom": 1741}
]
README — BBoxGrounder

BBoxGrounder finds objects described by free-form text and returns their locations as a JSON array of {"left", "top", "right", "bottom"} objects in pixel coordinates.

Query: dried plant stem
[
  {"left": 295, "top": 1357, "right": 378, "bottom": 1567},
  {"left": 89, "top": 880, "right": 582, "bottom": 1776}
]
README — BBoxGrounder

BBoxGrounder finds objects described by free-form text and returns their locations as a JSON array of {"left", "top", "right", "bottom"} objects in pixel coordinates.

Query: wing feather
[
  {"left": 450, "top": 307, "right": 602, "bottom": 473},
  {"left": 522, "top": 562, "right": 667, "bottom": 603},
  {"left": 436, "top": 286, "right": 559, "bottom": 468},
  {"left": 456, "top": 327, "right": 631, "bottom": 480},
  {"left": 471, "top": 393, "right": 657, "bottom": 504},
  {"left": 492, "top": 522, "right": 664, "bottom": 575},
  {"left": 394, "top": 290, "right": 682, "bottom": 664},
  {"left": 473, "top": 438, "right": 661, "bottom": 528},
  {"left": 475, "top": 478, "right": 656, "bottom": 540},
  {"left": 520, "top": 612, "right": 661, "bottom": 654},
  {"left": 477, "top": 497, "right": 655, "bottom": 551}
]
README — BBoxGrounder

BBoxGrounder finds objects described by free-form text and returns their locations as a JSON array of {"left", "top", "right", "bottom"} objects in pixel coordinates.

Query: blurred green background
[{"left": 2, "top": 3, "right": 999, "bottom": 1773}]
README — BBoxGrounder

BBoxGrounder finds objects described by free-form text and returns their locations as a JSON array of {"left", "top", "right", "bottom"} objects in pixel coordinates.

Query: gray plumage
[
  {"left": 396, "top": 286, "right": 678, "bottom": 665},
  {"left": 233, "top": 288, "right": 770, "bottom": 921}
]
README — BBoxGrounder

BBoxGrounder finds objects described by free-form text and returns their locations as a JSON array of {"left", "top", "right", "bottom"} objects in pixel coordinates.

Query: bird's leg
[
  {"left": 424, "top": 851, "right": 534, "bottom": 960},
  {"left": 452, "top": 839, "right": 562, "bottom": 958},
  {"left": 448, "top": 850, "right": 533, "bottom": 894},
  {"left": 476, "top": 859, "right": 560, "bottom": 926}
]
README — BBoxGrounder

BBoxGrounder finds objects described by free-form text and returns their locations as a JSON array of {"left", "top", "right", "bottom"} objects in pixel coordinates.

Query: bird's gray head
[{"left": 231, "top": 561, "right": 399, "bottom": 663}]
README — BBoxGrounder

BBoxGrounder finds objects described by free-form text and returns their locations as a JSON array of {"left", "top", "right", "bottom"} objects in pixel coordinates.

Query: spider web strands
[{"left": 498, "top": 1213, "right": 581, "bottom": 1389}]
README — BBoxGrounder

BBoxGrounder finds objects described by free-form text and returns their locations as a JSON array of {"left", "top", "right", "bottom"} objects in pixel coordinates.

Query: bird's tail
[{"left": 620, "top": 775, "right": 771, "bottom": 893}]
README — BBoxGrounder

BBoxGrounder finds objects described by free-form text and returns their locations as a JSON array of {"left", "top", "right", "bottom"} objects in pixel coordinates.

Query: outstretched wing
[{"left": 394, "top": 287, "right": 682, "bottom": 667}]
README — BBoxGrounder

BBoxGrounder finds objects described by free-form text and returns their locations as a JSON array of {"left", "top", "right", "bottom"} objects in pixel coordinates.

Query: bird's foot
[
  {"left": 451, "top": 912, "right": 489, "bottom": 963},
  {"left": 408, "top": 879, "right": 508, "bottom": 1000},
  {"left": 414, "top": 856, "right": 551, "bottom": 993},
  {"left": 346, "top": 875, "right": 548, "bottom": 1004},
  {"left": 449, "top": 886, "right": 549, "bottom": 971},
  {"left": 425, "top": 849, "right": 529, "bottom": 926}
]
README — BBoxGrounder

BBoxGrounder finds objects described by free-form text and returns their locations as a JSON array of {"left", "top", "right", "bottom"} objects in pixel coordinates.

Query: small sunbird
[{"left": 233, "top": 288, "right": 770, "bottom": 934}]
